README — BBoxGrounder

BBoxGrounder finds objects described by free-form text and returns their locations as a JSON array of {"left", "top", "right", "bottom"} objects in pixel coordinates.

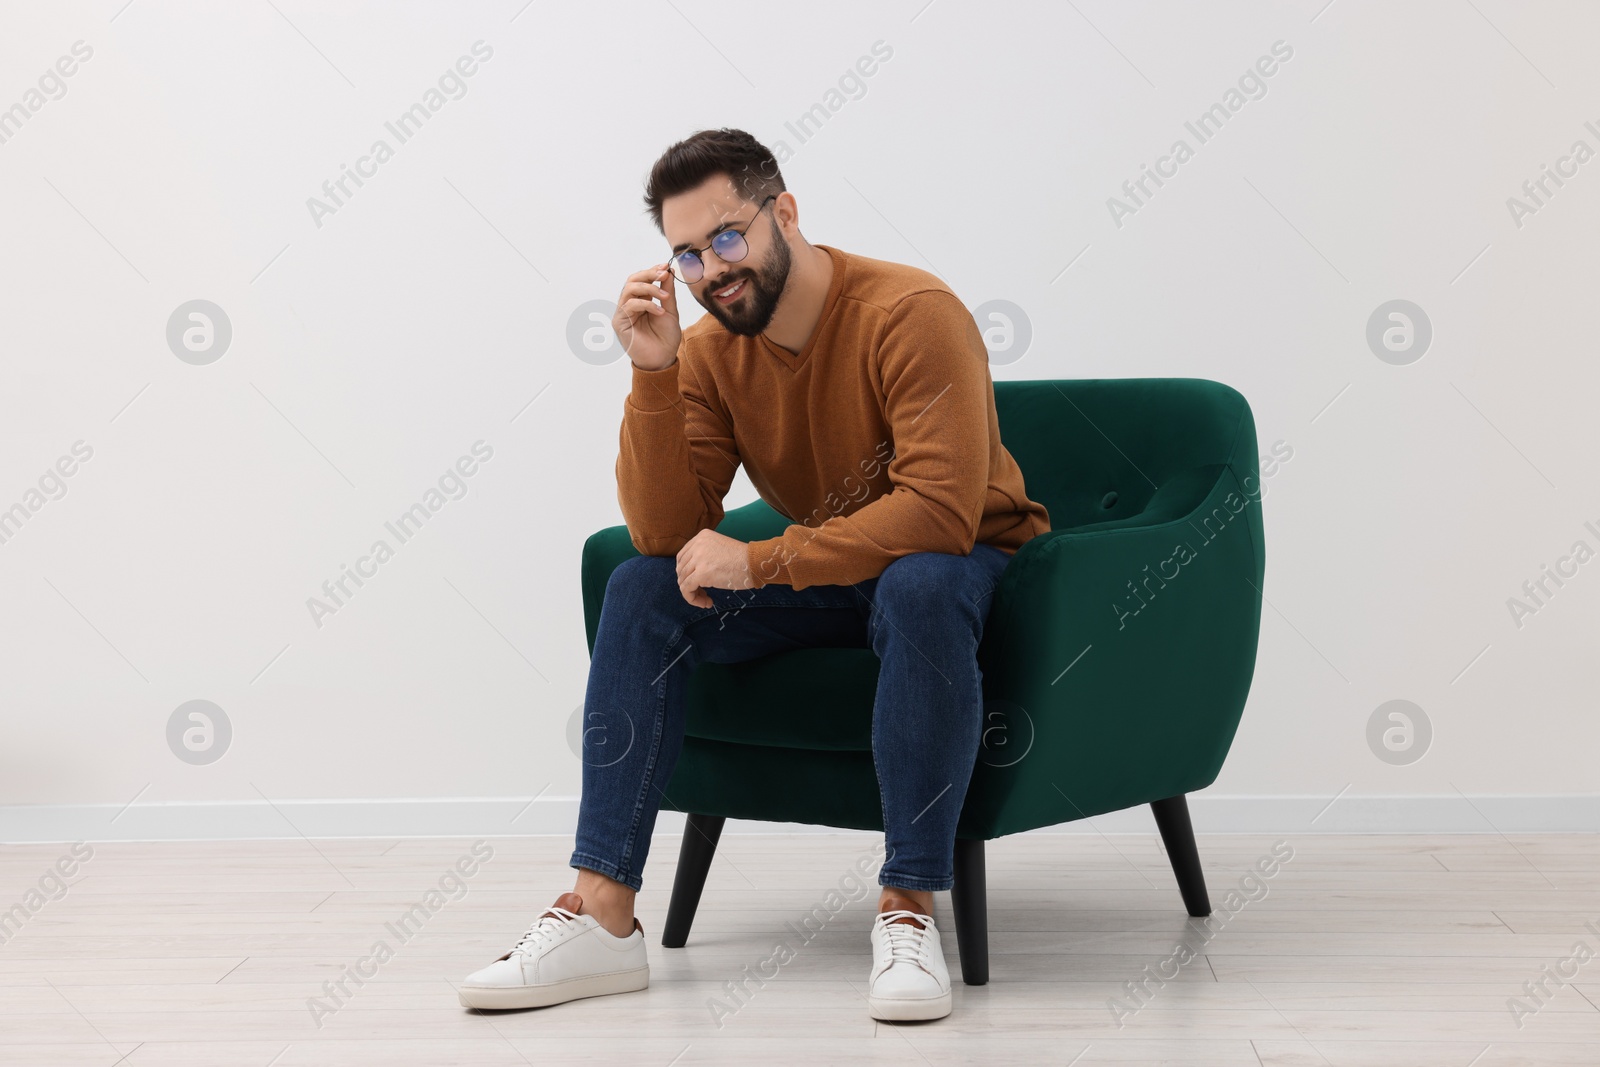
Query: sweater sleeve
[
  {"left": 744, "top": 289, "right": 991, "bottom": 590},
  {"left": 616, "top": 354, "right": 741, "bottom": 556}
]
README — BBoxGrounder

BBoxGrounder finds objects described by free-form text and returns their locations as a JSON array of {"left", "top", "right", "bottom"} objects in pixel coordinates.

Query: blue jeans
[{"left": 569, "top": 542, "right": 1012, "bottom": 894}]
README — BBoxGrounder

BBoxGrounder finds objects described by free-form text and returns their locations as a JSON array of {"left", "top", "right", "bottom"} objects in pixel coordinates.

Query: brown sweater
[{"left": 616, "top": 243, "right": 1051, "bottom": 591}]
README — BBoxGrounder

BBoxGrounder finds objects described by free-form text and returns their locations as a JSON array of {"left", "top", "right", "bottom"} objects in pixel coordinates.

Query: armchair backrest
[{"left": 993, "top": 377, "right": 1256, "bottom": 533}]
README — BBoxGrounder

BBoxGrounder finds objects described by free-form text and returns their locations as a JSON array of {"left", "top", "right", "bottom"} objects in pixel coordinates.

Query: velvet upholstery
[{"left": 579, "top": 378, "right": 1265, "bottom": 842}]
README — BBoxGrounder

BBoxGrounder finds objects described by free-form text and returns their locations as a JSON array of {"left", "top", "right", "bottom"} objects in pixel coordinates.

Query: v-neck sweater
[{"left": 616, "top": 243, "right": 1051, "bottom": 591}]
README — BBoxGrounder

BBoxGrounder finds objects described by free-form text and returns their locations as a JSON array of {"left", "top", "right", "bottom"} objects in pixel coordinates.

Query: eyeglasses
[{"left": 667, "top": 195, "right": 776, "bottom": 284}]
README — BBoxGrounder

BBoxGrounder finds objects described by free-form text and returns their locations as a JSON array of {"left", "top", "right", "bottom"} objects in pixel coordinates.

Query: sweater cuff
[
  {"left": 746, "top": 536, "right": 791, "bottom": 589},
  {"left": 628, "top": 358, "right": 682, "bottom": 413}
]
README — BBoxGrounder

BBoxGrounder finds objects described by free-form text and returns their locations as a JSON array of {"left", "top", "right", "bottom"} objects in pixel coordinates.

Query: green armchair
[{"left": 579, "top": 377, "right": 1266, "bottom": 985}]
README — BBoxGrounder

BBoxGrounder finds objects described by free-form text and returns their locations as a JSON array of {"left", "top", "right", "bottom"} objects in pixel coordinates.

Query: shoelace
[
  {"left": 875, "top": 910, "right": 936, "bottom": 968},
  {"left": 510, "top": 905, "right": 583, "bottom": 956}
]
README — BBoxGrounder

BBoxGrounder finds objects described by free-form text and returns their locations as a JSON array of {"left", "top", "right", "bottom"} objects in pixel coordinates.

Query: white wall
[{"left": 2, "top": 0, "right": 1595, "bottom": 840}]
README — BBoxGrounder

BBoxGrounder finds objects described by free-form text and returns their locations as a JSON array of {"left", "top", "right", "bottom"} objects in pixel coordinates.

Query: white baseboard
[{"left": 1, "top": 794, "right": 1597, "bottom": 843}]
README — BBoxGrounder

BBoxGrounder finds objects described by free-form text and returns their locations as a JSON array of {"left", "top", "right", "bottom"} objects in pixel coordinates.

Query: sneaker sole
[
  {"left": 867, "top": 988, "right": 952, "bottom": 1021},
  {"left": 458, "top": 965, "right": 649, "bottom": 1010}
]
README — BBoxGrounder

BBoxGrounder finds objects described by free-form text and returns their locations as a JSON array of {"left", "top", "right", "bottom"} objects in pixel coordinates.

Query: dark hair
[{"left": 643, "top": 128, "right": 785, "bottom": 234}]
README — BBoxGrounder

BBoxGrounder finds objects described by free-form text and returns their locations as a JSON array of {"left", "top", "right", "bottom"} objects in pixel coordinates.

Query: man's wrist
[{"left": 630, "top": 356, "right": 677, "bottom": 372}]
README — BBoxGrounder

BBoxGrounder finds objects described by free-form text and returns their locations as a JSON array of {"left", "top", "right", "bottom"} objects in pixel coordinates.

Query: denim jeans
[{"left": 569, "top": 542, "right": 1012, "bottom": 894}]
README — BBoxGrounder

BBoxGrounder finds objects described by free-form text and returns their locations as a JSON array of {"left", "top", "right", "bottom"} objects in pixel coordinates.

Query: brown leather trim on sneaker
[{"left": 878, "top": 894, "right": 930, "bottom": 928}]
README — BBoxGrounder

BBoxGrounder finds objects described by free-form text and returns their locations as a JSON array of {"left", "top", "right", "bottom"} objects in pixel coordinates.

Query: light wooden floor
[{"left": 2, "top": 831, "right": 1598, "bottom": 1065}]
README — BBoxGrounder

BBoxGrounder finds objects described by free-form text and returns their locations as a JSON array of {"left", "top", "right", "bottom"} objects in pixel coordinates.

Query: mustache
[{"left": 708, "top": 273, "right": 752, "bottom": 293}]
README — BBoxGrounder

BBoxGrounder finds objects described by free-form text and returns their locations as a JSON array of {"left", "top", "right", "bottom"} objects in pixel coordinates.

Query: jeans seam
[
  {"left": 612, "top": 588, "right": 762, "bottom": 882},
  {"left": 880, "top": 873, "right": 953, "bottom": 893},
  {"left": 875, "top": 707, "right": 892, "bottom": 888},
  {"left": 615, "top": 608, "right": 703, "bottom": 887},
  {"left": 570, "top": 851, "right": 642, "bottom": 893}
]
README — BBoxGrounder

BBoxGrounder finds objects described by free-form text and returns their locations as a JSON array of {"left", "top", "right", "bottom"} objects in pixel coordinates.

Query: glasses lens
[
  {"left": 674, "top": 252, "right": 702, "bottom": 284},
  {"left": 711, "top": 229, "right": 748, "bottom": 265}
]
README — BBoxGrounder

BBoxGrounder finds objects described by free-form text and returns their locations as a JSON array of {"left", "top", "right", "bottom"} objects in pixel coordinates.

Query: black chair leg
[
  {"left": 1151, "top": 794, "right": 1211, "bottom": 917},
  {"left": 661, "top": 813, "right": 725, "bottom": 948},
  {"left": 949, "top": 836, "right": 989, "bottom": 985}
]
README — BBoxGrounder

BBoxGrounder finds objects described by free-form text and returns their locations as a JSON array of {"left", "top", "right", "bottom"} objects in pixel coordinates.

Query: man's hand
[
  {"left": 675, "top": 529, "right": 754, "bottom": 608},
  {"left": 613, "top": 262, "right": 681, "bottom": 371}
]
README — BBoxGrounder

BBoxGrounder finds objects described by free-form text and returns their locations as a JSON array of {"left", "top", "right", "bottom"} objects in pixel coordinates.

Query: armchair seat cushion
[
  {"left": 675, "top": 459, "right": 1222, "bottom": 755},
  {"left": 684, "top": 647, "right": 879, "bottom": 751}
]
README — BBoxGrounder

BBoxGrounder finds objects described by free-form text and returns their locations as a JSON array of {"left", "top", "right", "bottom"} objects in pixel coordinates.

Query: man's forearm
[
  {"left": 617, "top": 358, "right": 718, "bottom": 554},
  {"left": 744, "top": 481, "right": 981, "bottom": 591}
]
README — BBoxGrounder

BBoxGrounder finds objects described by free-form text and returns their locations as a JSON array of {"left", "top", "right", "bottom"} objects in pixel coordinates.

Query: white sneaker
[
  {"left": 458, "top": 891, "right": 649, "bottom": 1010},
  {"left": 867, "top": 896, "right": 953, "bottom": 1021}
]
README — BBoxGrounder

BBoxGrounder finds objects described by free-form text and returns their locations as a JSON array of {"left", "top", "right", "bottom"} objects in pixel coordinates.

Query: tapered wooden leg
[
  {"left": 661, "top": 813, "right": 725, "bottom": 948},
  {"left": 1151, "top": 794, "right": 1211, "bottom": 917},
  {"left": 950, "top": 836, "right": 989, "bottom": 985}
]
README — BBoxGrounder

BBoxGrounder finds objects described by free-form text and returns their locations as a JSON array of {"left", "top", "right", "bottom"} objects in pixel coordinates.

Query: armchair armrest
[
  {"left": 962, "top": 461, "right": 1266, "bottom": 838},
  {"left": 1053, "top": 462, "right": 1233, "bottom": 536},
  {"left": 580, "top": 498, "right": 790, "bottom": 656}
]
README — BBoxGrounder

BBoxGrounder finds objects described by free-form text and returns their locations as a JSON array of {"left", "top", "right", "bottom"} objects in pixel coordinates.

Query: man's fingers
[
  {"left": 625, "top": 263, "right": 669, "bottom": 282},
  {"left": 677, "top": 569, "right": 711, "bottom": 608},
  {"left": 620, "top": 280, "right": 671, "bottom": 304},
  {"left": 676, "top": 536, "right": 718, "bottom": 606},
  {"left": 678, "top": 555, "right": 710, "bottom": 605},
  {"left": 617, "top": 268, "right": 673, "bottom": 319},
  {"left": 620, "top": 296, "right": 666, "bottom": 318}
]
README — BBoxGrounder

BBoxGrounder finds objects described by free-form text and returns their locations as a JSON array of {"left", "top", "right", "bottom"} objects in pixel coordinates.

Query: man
[{"left": 459, "top": 128, "right": 1050, "bottom": 1022}]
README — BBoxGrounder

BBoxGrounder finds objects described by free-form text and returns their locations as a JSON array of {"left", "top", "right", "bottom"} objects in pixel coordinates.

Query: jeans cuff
[
  {"left": 878, "top": 872, "right": 952, "bottom": 893},
  {"left": 569, "top": 851, "right": 643, "bottom": 893}
]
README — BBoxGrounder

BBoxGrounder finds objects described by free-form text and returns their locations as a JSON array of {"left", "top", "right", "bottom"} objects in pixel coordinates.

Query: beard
[{"left": 696, "top": 221, "right": 792, "bottom": 337}]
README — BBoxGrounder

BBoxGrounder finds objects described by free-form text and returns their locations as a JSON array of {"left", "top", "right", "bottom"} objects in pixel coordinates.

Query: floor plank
[{"left": 2, "top": 832, "right": 1597, "bottom": 1064}]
